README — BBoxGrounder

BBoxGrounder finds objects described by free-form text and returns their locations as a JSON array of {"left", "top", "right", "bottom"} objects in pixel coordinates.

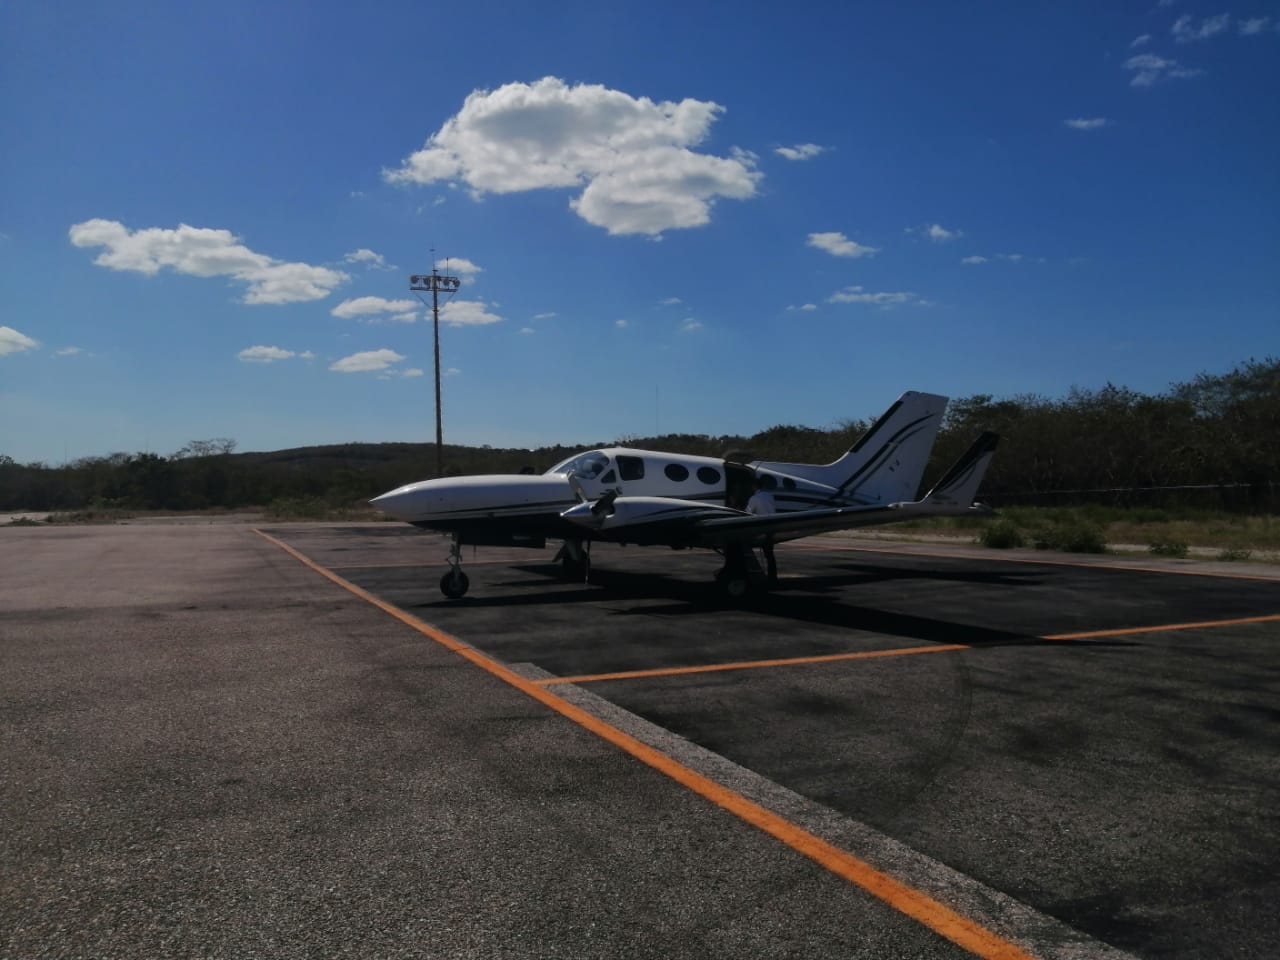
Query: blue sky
[{"left": 3, "top": 1, "right": 1277, "bottom": 465}]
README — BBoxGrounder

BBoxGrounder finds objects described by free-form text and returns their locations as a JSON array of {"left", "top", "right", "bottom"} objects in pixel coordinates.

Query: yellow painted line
[
  {"left": 538, "top": 644, "right": 969, "bottom": 686},
  {"left": 818, "top": 542, "right": 1280, "bottom": 582},
  {"left": 253, "top": 528, "right": 1035, "bottom": 960},
  {"left": 542, "top": 613, "right": 1280, "bottom": 686},
  {"left": 1043, "top": 612, "right": 1280, "bottom": 641}
]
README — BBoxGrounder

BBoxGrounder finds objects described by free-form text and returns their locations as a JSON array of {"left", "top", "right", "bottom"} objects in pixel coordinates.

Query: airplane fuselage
[{"left": 370, "top": 446, "right": 861, "bottom": 546}]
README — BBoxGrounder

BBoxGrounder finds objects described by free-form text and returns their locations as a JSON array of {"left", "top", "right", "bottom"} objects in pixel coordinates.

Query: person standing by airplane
[{"left": 746, "top": 475, "right": 778, "bottom": 582}]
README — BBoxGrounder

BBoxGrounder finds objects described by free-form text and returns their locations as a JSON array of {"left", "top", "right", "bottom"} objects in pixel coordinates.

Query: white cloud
[
  {"left": 54, "top": 346, "right": 84, "bottom": 357},
  {"left": 996, "top": 253, "right": 1025, "bottom": 262},
  {"left": 68, "top": 219, "right": 348, "bottom": 304},
  {"left": 384, "top": 77, "right": 761, "bottom": 236},
  {"left": 1172, "top": 13, "right": 1230, "bottom": 43},
  {"left": 1064, "top": 117, "right": 1110, "bottom": 130},
  {"left": 520, "top": 327, "right": 535, "bottom": 335},
  {"left": 401, "top": 368, "right": 424, "bottom": 378},
  {"left": 532, "top": 311, "right": 557, "bottom": 320},
  {"left": 391, "top": 311, "right": 418, "bottom": 323},
  {"left": 329, "top": 349, "right": 406, "bottom": 373},
  {"left": 238, "top": 345, "right": 300, "bottom": 363},
  {"left": 615, "top": 319, "right": 629, "bottom": 329},
  {"left": 344, "top": 248, "right": 394, "bottom": 270},
  {"left": 659, "top": 297, "right": 682, "bottom": 306},
  {"left": 786, "top": 303, "right": 818, "bottom": 312},
  {"left": 330, "top": 296, "right": 418, "bottom": 320},
  {"left": 1, "top": 326, "right": 40, "bottom": 356},
  {"left": 1238, "top": 17, "right": 1270, "bottom": 35},
  {"left": 1124, "top": 53, "right": 1204, "bottom": 86},
  {"left": 924, "top": 223, "right": 962, "bottom": 242},
  {"left": 827, "top": 286, "right": 921, "bottom": 306},
  {"left": 775, "top": 143, "right": 825, "bottom": 161},
  {"left": 434, "top": 257, "right": 483, "bottom": 284},
  {"left": 806, "top": 231, "right": 879, "bottom": 258},
  {"left": 299, "top": 350, "right": 316, "bottom": 360},
  {"left": 445, "top": 367, "right": 460, "bottom": 377},
  {"left": 961, "top": 255, "right": 989, "bottom": 265},
  {"left": 440, "top": 299, "right": 502, "bottom": 326},
  {"left": 1130, "top": 33, "right": 1152, "bottom": 48},
  {"left": 680, "top": 318, "right": 703, "bottom": 333}
]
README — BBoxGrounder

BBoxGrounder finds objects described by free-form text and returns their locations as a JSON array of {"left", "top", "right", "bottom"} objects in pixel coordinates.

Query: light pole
[{"left": 410, "top": 262, "right": 461, "bottom": 476}]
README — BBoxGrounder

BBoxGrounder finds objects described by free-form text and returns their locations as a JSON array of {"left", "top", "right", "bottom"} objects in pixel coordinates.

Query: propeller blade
[{"left": 591, "top": 489, "right": 619, "bottom": 519}]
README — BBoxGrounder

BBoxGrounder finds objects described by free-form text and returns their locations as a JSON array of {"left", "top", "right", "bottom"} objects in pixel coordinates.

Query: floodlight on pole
[{"left": 410, "top": 261, "right": 461, "bottom": 476}]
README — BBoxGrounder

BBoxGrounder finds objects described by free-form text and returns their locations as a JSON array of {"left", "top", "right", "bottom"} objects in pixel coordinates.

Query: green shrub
[
  {"left": 1033, "top": 520, "right": 1107, "bottom": 553},
  {"left": 981, "top": 518, "right": 1025, "bottom": 549},
  {"left": 1148, "top": 539, "right": 1189, "bottom": 558},
  {"left": 266, "top": 496, "right": 329, "bottom": 520},
  {"left": 1216, "top": 547, "right": 1252, "bottom": 562}
]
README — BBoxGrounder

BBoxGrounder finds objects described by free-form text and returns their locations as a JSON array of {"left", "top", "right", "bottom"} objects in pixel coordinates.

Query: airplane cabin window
[
  {"left": 760, "top": 475, "right": 778, "bottom": 490},
  {"left": 696, "top": 466, "right": 721, "bottom": 485},
  {"left": 782, "top": 477, "right": 796, "bottom": 490},
  {"left": 599, "top": 469, "right": 616, "bottom": 483},
  {"left": 664, "top": 464, "right": 690, "bottom": 482},
  {"left": 617, "top": 456, "right": 644, "bottom": 481}
]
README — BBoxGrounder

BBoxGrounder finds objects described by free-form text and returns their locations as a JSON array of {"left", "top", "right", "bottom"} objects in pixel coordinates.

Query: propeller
[
  {"left": 591, "top": 489, "right": 619, "bottom": 519},
  {"left": 568, "top": 474, "right": 587, "bottom": 503}
]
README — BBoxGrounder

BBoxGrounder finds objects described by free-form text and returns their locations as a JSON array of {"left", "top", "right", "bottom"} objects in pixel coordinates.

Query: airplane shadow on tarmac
[{"left": 412, "top": 561, "right": 1134, "bottom": 651}]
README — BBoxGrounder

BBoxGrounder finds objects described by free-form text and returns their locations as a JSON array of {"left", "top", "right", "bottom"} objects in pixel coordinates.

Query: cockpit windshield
[{"left": 545, "top": 451, "right": 611, "bottom": 479}]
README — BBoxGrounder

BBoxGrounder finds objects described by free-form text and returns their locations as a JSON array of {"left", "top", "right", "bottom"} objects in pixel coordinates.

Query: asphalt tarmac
[{"left": 3, "top": 522, "right": 1278, "bottom": 959}]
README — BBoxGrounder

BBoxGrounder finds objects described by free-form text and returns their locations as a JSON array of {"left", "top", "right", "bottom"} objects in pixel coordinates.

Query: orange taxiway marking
[
  {"left": 254, "top": 528, "right": 1037, "bottom": 960},
  {"left": 537, "top": 613, "right": 1280, "bottom": 686}
]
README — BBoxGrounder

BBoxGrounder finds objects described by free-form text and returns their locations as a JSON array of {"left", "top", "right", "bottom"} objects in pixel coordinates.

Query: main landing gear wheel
[
  {"left": 440, "top": 569, "right": 470, "bottom": 599},
  {"left": 440, "top": 535, "right": 469, "bottom": 599}
]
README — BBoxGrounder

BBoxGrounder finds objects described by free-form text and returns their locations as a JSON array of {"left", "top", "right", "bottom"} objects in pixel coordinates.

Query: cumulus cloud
[
  {"left": 434, "top": 257, "right": 483, "bottom": 280},
  {"left": 1124, "top": 53, "right": 1205, "bottom": 86},
  {"left": 384, "top": 77, "right": 761, "bottom": 236},
  {"left": 1, "top": 326, "right": 40, "bottom": 356},
  {"left": 329, "top": 349, "right": 406, "bottom": 373},
  {"left": 440, "top": 299, "right": 502, "bottom": 326},
  {"left": 806, "top": 231, "right": 879, "bottom": 258},
  {"left": 775, "top": 143, "right": 825, "bottom": 161},
  {"left": 922, "top": 223, "right": 962, "bottom": 242},
  {"left": 1172, "top": 13, "right": 1230, "bottom": 43},
  {"left": 1064, "top": 117, "right": 1110, "bottom": 130},
  {"left": 68, "top": 219, "right": 348, "bottom": 304},
  {"left": 330, "top": 296, "right": 418, "bottom": 320},
  {"left": 961, "top": 255, "right": 989, "bottom": 265},
  {"left": 238, "top": 345, "right": 301, "bottom": 363},
  {"left": 827, "top": 286, "right": 922, "bottom": 307},
  {"left": 344, "top": 248, "right": 394, "bottom": 270},
  {"left": 1238, "top": 17, "right": 1270, "bottom": 35}
]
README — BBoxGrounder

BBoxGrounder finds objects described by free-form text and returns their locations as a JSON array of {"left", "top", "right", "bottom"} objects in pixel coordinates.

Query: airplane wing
[{"left": 562, "top": 432, "right": 1000, "bottom": 548}]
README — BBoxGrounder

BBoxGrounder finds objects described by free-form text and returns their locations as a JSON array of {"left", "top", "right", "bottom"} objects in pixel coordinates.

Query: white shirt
[{"left": 746, "top": 489, "right": 776, "bottom": 516}]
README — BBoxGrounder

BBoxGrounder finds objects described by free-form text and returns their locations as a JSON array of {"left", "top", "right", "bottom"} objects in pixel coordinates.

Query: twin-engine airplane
[{"left": 371, "top": 391, "right": 999, "bottom": 599}]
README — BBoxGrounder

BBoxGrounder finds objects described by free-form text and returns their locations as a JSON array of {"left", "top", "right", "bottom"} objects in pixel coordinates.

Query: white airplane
[{"left": 370, "top": 391, "right": 999, "bottom": 599}]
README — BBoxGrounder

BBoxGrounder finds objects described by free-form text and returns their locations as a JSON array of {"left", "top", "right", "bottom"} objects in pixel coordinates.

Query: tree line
[{"left": 2, "top": 358, "right": 1276, "bottom": 514}]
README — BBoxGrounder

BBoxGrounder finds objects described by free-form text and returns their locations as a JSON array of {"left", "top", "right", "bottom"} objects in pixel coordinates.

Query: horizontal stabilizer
[{"left": 920, "top": 432, "right": 1000, "bottom": 508}]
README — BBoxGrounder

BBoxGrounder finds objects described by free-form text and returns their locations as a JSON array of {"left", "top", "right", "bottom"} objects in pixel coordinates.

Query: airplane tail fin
[
  {"left": 917, "top": 432, "right": 1000, "bottom": 510},
  {"left": 754, "top": 391, "right": 949, "bottom": 505}
]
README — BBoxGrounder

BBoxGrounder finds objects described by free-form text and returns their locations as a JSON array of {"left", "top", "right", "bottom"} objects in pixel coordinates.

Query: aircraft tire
[{"left": 440, "top": 570, "right": 470, "bottom": 599}]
